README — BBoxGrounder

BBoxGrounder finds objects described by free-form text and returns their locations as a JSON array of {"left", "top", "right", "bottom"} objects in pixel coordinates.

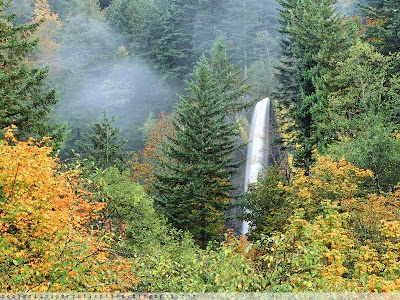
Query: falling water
[{"left": 242, "top": 97, "right": 271, "bottom": 235}]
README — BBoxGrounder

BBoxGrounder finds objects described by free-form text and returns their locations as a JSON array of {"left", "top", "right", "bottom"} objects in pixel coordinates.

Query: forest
[{"left": 0, "top": 0, "right": 400, "bottom": 293}]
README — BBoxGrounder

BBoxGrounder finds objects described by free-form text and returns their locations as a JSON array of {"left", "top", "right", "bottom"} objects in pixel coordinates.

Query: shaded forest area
[{"left": 1, "top": 0, "right": 400, "bottom": 293}]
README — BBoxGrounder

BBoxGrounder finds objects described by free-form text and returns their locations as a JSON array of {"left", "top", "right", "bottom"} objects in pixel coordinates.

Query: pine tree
[
  {"left": 274, "top": 0, "right": 353, "bottom": 170},
  {"left": 0, "top": 0, "right": 59, "bottom": 140},
  {"left": 107, "top": 0, "right": 198, "bottom": 83},
  {"left": 192, "top": 0, "right": 226, "bottom": 59},
  {"left": 80, "top": 112, "right": 127, "bottom": 170},
  {"left": 152, "top": 41, "right": 249, "bottom": 248},
  {"left": 362, "top": 0, "right": 400, "bottom": 56},
  {"left": 274, "top": 0, "right": 300, "bottom": 114}
]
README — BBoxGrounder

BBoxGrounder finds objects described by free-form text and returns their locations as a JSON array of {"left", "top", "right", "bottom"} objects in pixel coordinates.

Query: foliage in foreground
[
  {"left": 245, "top": 156, "right": 400, "bottom": 292},
  {"left": 3, "top": 124, "right": 400, "bottom": 292},
  {"left": 0, "top": 128, "right": 265, "bottom": 292},
  {"left": 80, "top": 163, "right": 265, "bottom": 292},
  {"left": 0, "top": 127, "right": 136, "bottom": 292}
]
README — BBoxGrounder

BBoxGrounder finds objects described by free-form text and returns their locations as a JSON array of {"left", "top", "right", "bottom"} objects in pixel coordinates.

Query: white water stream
[{"left": 242, "top": 97, "right": 271, "bottom": 235}]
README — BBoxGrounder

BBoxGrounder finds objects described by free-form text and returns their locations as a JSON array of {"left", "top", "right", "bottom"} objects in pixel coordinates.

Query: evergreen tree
[
  {"left": 152, "top": 41, "right": 249, "bottom": 248},
  {"left": 274, "top": 0, "right": 353, "bottom": 170},
  {"left": 80, "top": 112, "right": 127, "bottom": 170},
  {"left": 0, "top": 0, "right": 59, "bottom": 140},
  {"left": 107, "top": 0, "right": 198, "bottom": 83},
  {"left": 274, "top": 0, "right": 300, "bottom": 116},
  {"left": 192, "top": 0, "right": 225, "bottom": 59},
  {"left": 361, "top": 0, "right": 400, "bottom": 56}
]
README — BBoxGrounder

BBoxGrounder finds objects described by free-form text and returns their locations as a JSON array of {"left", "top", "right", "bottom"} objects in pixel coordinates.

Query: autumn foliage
[
  {"left": 31, "top": 0, "right": 62, "bottom": 71},
  {"left": 131, "top": 112, "right": 175, "bottom": 192},
  {"left": 0, "top": 126, "right": 137, "bottom": 292},
  {"left": 243, "top": 155, "right": 400, "bottom": 292}
]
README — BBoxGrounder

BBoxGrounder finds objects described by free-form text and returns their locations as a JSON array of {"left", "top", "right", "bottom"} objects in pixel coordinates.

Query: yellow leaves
[
  {"left": 33, "top": 0, "right": 61, "bottom": 25},
  {"left": 3, "top": 125, "right": 17, "bottom": 142},
  {"left": 251, "top": 154, "right": 399, "bottom": 291},
  {"left": 0, "top": 131, "right": 137, "bottom": 292},
  {"left": 335, "top": 265, "right": 345, "bottom": 277},
  {"left": 131, "top": 112, "right": 175, "bottom": 192},
  {"left": 380, "top": 220, "right": 400, "bottom": 238}
]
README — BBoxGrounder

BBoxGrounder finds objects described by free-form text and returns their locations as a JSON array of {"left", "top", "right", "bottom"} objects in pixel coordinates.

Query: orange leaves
[
  {"left": 131, "top": 112, "right": 175, "bottom": 191},
  {"left": 4, "top": 124, "right": 17, "bottom": 142},
  {"left": 0, "top": 130, "right": 137, "bottom": 292}
]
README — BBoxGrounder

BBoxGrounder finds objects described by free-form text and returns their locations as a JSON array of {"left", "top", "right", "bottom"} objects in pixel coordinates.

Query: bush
[{"left": 0, "top": 127, "right": 136, "bottom": 292}]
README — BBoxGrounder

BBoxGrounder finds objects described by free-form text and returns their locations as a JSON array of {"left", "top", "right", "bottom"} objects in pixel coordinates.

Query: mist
[
  {"left": 26, "top": 0, "right": 177, "bottom": 156},
  {"left": 10, "top": 0, "right": 284, "bottom": 157}
]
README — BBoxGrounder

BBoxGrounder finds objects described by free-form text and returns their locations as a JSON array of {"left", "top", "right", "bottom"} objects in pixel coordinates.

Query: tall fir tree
[
  {"left": 274, "top": 0, "right": 300, "bottom": 115},
  {"left": 0, "top": 0, "right": 60, "bottom": 140},
  {"left": 274, "top": 0, "right": 353, "bottom": 170},
  {"left": 152, "top": 41, "right": 249, "bottom": 248}
]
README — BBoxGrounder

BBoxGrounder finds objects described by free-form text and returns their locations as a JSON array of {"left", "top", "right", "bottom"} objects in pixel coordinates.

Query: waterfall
[{"left": 242, "top": 97, "right": 271, "bottom": 235}]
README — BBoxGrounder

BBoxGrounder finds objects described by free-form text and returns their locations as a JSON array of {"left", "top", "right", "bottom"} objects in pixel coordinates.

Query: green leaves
[
  {"left": 321, "top": 40, "right": 400, "bottom": 192},
  {"left": 275, "top": 0, "right": 354, "bottom": 169},
  {"left": 0, "top": 0, "right": 62, "bottom": 142},
  {"left": 79, "top": 112, "right": 127, "bottom": 170},
  {"left": 153, "top": 40, "right": 250, "bottom": 248}
]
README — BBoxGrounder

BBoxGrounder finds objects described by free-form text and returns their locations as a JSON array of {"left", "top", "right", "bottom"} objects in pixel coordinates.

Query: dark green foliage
[
  {"left": 243, "top": 167, "right": 289, "bottom": 240},
  {"left": 273, "top": 40, "right": 299, "bottom": 115},
  {"left": 79, "top": 112, "right": 127, "bottom": 170},
  {"left": 274, "top": 0, "right": 300, "bottom": 108},
  {"left": 361, "top": 0, "right": 400, "bottom": 58},
  {"left": 152, "top": 41, "right": 249, "bottom": 248},
  {"left": 0, "top": 0, "right": 60, "bottom": 140},
  {"left": 275, "top": 0, "right": 354, "bottom": 170}
]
